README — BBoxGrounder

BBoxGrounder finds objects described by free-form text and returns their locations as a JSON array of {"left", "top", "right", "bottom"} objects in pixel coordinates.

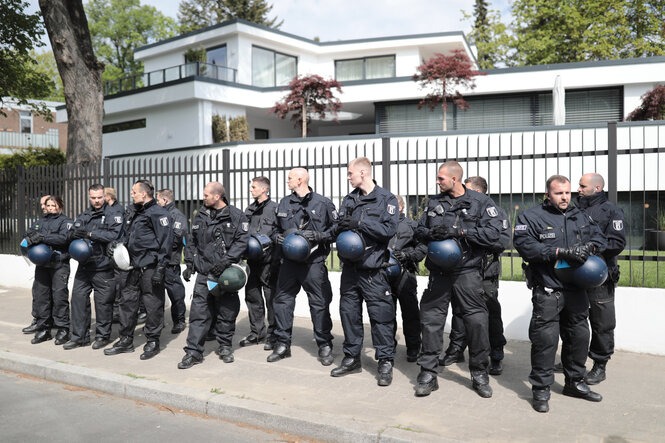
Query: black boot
[
  {"left": 377, "top": 359, "right": 393, "bottom": 387},
  {"left": 440, "top": 350, "right": 465, "bottom": 366},
  {"left": 318, "top": 344, "right": 334, "bottom": 366},
  {"left": 266, "top": 343, "right": 291, "bottom": 362},
  {"left": 22, "top": 319, "right": 39, "bottom": 334},
  {"left": 104, "top": 336, "right": 135, "bottom": 355},
  {"left": 562, "top": 380, "right": 602, "bottom": 402},
  {"left": 216, "top": 345, "right": 234, "bottom": 363},
  {"left": 330, "top": 355, "right": 361, "bottom": 377},
  {"left": 31, "top": 329, "right": 52, "bottom": 344},
  {"left": 471, "top": 371, "right": 492, "bottom": 398},
  {"left": 584, "top": 361, "right": 607, "bottom": 385},
  {"left": 532, "top": 386, "right": 550, "bottom": 413},
  {"left": 489, "top": 359, "right": 503, "bottom": 376},
  {"left": 140, "top": 340, "right": 160, "bottom": 360},
  {"left": 54, "top": 329, "right": 70, "bottom": 346},
  {"left": 414, "top": 370, "right": 439, "bottom": 397}
]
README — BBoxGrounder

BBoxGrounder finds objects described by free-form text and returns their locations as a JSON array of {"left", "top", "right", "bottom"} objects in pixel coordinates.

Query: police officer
[
  {"left": 22, "top": 194, "right": 51, "bottom": 335},
  {"left": 64, "top": 184, "right": 124, "bottom": 350},
  {"left": 24, "top": 195, "right": 73, "bottom": 345},
  {"left": 241, "top": 176, "right": 278, "bottom": 349},
  {"left": 514, "top": 174, "right": 606, "bottom": 413},
  {"left": 267, "top": 168, "right": 336, "bottom": 365},
  {"left": 104, "top": 180, "right": 173, "bottom": 360},
  {"left": 331, "top": 157, "right": 399, "bottom": 386},
  {"left": 157, "top": 188, "right": 188, "bottom": 334},
  {"left": 178, "top": 182, "right": 249, "bottom": 368},
  {"left": 577, "top": 173, "right": 626, "bottom": 385},
  {"left": 388, "top": 195, "right": 426, "bottom": 363},
  {"left": 105, "top": 187, "right": 125, "bottom": 324},
  {"left": 414, "top": 161, "right": 503, "bottom": 399},
  {"left": 441, "top": 176, "right": 510, "bottom": 376}
]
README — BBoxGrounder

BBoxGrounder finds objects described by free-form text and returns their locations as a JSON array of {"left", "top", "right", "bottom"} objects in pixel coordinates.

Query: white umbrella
[{"left": 553, "top": 75, "right": 566, "bottom": 125}]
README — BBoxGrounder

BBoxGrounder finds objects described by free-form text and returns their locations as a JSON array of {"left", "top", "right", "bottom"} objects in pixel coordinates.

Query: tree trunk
[
  {"left": 302, "top": 102, "right": 307, "bottom": 138},
  {"left": 39, "top": 0, "right": 104, "bottom": 164},
  {"left": 442, "top": 100, "right": 447, "bottom": 131}
]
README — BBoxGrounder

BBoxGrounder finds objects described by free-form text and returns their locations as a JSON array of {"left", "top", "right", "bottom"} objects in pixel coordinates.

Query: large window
[
  {"left": 335, "top": 55, "right": 395, "bottom": 81},
  {"left": 19, "top": 111, "right": 32, "bottom": 134},
  {"left": 206, "top": 45, "right": 227, "bottom": 66},
  {"left": 252, "top": 46, "right": 297, "bottom": 87},
  {"left": 103, "top": 119, "right": 146, "bottom": 134}
]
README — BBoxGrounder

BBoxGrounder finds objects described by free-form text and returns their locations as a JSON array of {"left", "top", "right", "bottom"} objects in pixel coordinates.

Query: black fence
[{"left": 2, "top": 121, "right": 664, "bottom": 287}]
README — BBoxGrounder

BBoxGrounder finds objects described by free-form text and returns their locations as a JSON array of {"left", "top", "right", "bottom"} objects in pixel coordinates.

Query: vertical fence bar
[
  {"left": 381, "top": 137, "right": 391, "bottom": 192},
  {"left": 607, "top": 121, "right": 618, "bottom": 204}
]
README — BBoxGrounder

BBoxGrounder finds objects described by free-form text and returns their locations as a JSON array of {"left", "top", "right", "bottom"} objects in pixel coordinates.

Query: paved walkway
[{"left": 1, "top": 286, "right": 663, "bottom": 442}]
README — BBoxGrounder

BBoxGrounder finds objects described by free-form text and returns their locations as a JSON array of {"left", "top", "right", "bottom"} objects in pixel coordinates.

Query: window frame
[
  {"left": 19, "top": 110, "right": 32, "bottom": 134},
  {"left": 251, "top": 45, "right": 298, "bottom": 87},
  {"left": 334, "top": 54, "right": 396, "bottom": 81}
]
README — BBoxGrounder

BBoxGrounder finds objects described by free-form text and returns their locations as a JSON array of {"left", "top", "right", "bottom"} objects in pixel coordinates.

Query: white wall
[{"left": 3, "top": 254, "right": 663, "bottom": 355}]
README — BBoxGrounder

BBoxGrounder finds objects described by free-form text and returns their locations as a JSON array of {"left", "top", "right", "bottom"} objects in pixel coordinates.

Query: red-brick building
[{"left": 0, "top": 99, "right": 67, "bottom": 153}]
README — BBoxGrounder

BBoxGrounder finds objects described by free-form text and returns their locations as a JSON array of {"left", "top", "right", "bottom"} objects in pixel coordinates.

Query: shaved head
[
  {"left": 206, "top": 181, "right": 225, "bottom": 198},
  {"left": 578, "top": 173, "right": 605, "bottom": 197},
  {"left": 349, "top": 157, "right": 372, "bottom": 177},
  {"left": 440, "top": 161, "right": 463, "bottom": 180},
  {"left": 291, "top": 167, "right": 309, "bottom": 184}
]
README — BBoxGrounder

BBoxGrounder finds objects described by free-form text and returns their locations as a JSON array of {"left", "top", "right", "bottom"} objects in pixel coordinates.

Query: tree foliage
[
  {"left": 86, "top": 0, "right": 177, "bottom": 83},
  {"left": 270, "top": 75, "right": 343, "bottom": 138},
  {"left": 31, "top": 50, "right": 65, "bottom": 102},
  {"left": 178, "top": 0, "right": 282, "bottom": 33},
  {"left": 0, "top": 148, "right": 66, "bottom": 170},
  {"left": 0, "top": 0, "right": 54, "bottom": 116},
  {"left": 510, "top": 0, "right": 665, "bottom": 65},
  {"left": 462, "top": 3, "right": 511, "bottom": 69},
  {"left": 626, "top": 85, "right": 665, "bottom": 121},
  {"left": 412, "top": 50, "right": 485, "bottom": 131}
]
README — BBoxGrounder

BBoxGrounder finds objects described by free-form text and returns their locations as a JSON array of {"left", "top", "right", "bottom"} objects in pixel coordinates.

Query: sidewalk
[{"left": 1, "top": 285, "right": 664, "bottom": 442}]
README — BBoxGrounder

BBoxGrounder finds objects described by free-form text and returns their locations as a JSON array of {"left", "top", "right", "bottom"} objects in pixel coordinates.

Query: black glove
[
  {"left": 275, "top": 233, "right": 285, "bottom": 245},
  {"left": 106, "top": 241, "right": 119, "bottom": 257},
  {"left": 430, "top": 225, "right": 463, "bottom": 241},
  {"left": 392, "top": 250, "right": 407, "bottom": 263},
  {"left": 210, "top": 258, "right": 231, "bottom": 277},
  {"left": 336, "top": 218, "right": 359, "bottom": 234},
  {"left": 26, "top": 231, "right": 44, "bottom": 246},
  {"left": 301, "top": 230, "right": 329, "bottom": 245},
  {"left": 151, "top": 266, "right": 165, "bottom": 286},
  {"left": 72, "top": 229, "right": 91, "bottom": 239},
  {"left": 182, "top": 266, "right": 193, "bottom": 282},
  {"left": 558, "top": 244, "right": 589, "bottom": 266},
  {"left": 584, "top": 242, "right": 597, "bottom": 255}
]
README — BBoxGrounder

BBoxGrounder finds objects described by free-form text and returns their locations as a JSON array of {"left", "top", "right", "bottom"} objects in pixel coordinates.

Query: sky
[{"left": 27, "top": 0, "right": 512, "bottom": 46}]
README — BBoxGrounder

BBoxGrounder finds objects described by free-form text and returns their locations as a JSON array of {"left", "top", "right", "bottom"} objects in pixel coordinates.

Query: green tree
[
  {"left": 0, "top": 0, "right": 54, "bottom": 116},
  {"left": 462, "top": 4, "right": 511, "bottom": 69},
  {"left": 178, "top": 0, "right": 282, "bottom": 33},
  {"left": 31, "top": 50, "right": 65, "bottom": 102},
  {"left": 0, "top": 148, "right": 66, "bottom": 170},
  {"left": 510, "top": 0, "right": 665, "bottom": 65},
  {"left": 85, "top": 0, "right": 177, "bottom": 84}
]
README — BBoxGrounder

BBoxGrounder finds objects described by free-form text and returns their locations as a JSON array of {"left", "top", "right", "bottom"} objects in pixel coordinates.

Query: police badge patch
[
  {"left": 332, "top": 210, "right": 339, "bottom": 220},
  {"left": 159, "top": 217, "right": 169, "bottom": 226},
  {"left": 387, "top": 204, "right": 396, "bottom": 215},
  {"left": 67, "top": 223, "right": 73, "bottom": 230},
  {"left": 114, "top": 216, "right": 122, "bottom": 223},
  {"left": 515, "top": 224, "right": 527, "bottom": 231},
  {"left": 502, "top": 220, "right": 508, "bottom": 230},
  {"left": 242, "top": 222, "right": 249, "bottom": 232},
  {"left": 613, "top": 220, "right": 623, "bottom": 230},
  {"left": 486, "top": 207, "right": 498, "bottom": 217},
  {"left": 174, "top": 222, "right": 182, "bottom": 229}
]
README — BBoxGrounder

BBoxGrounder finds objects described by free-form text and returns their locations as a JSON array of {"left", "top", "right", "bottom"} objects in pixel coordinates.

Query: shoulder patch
[
  {"left": 613, "top": 220, "right": 623, "bottom": 231},
  {"left": 114, "top": 216, "right": 122, "bottom": 224},
  {"left": 174, "top": 221, "right": 182, "bottom": 229},
  {"left": 486, "top": 207, "right": 498, "bottom": 217},
  {"left": 67, "top": 223, "right": 73, "bottom": 230},
  {"left": 387, "top": 204, "right": 396, "bottom": 215},
  {"left": 514, "top": 224, "right": 527, "bottom": 231},
  {"left": 502, "top": 220, "right": 508, "bottom": 230},
  {"left": 539, "top": 232, "right": 556, "bottom": 240},
  {"left": 332, "top": 210, "right": 339, "bottom": 220},
  {"left": 192, "top": 224, "right": 199, "bottom": 230},
  {"left": 277, "top": 212, "right": 287, "bottom": 217},
  {"left": 159, "top": 216, "right": 169, "bottom": 227},
  {"left": 242, "top": 222, "right": 249, "bottom": 232}
]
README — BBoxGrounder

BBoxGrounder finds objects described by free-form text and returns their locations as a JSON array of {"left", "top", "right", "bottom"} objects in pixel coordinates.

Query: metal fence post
[
  {"left": 607, "top": 121, "right": 618, "bottom": 204},
  {"left": 381, "top": 136, "right": 391, "bottom": 191},
  {"left": 102, "top": 158, "right": 110, "bottom": 185},
  {"left": 222, "top": 149, "right": 231, "bottom": 201},
  {"left": 16, "top": 164, "right": 26, "bottom": 239}
]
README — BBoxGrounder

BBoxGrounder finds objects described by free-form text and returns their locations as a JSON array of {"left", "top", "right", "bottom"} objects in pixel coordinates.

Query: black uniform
[
  {"left": 576, "top": 192, "right": 626, "bottom": 364},
  {"left": 70, "top": 203, "right": 124, "bottom": 343},
  {"left": 244, "top": 197, "right": 278, "bottom": 342},
  {"left": 513, "top": 201, "right": 606, "bottom": 389},
  {"left": 338, "top": 184, "right": 399, "bottom": 361},
  {"left": 387, "top": 213, "right": 427, "bottom": 358},
  {"left": 118, "top": 199, "right": 173, "bottom": 343},
  {"left": 415, "top": 187, "right": 503, "bottom": 381},
  {"left": 163, "top": 202, "right": 188, "bottom": 327},
  {"left": 182, "top": 204, "right": 249, "bottom": 360},
  {"left": 272, "top": 188, "right": 336, "bottom": 349},
  {"left": 110, "top": 200, "right": 126, "bottom": 322},
  {"left": 446, "top": 205, "right": 511, "bottom": 362},
  {"left": 27, "top": 213, "right": 73, "bottom": 334}
]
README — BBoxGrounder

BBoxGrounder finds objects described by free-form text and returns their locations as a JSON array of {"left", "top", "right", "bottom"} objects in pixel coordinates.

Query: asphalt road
[{"left": 0, "top": 370, "right": 304, "bottom": 443}]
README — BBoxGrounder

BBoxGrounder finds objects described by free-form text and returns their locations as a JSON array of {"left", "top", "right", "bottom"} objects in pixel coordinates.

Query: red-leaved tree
[
  {"left": 412, "top": 49, "right": 485, "bottom": 131},
  {"left": 270, "top": 74, "right": 343, "bottom": 138},
  {"left": 627, "top": 85, "right": 665, "bottom": 121}
]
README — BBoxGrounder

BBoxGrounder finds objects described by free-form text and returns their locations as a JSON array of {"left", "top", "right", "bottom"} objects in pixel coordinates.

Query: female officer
[{"left": 25, "top": 195, "right": 73, "bottom": 345}]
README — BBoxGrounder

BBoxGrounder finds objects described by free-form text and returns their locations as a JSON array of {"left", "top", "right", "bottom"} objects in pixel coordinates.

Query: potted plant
[{"left": 645, "top": 210, "right": 665, "bottom": 250}]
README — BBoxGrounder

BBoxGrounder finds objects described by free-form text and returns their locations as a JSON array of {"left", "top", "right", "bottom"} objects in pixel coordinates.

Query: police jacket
[
  {"left": 71, "top": 203, "right": 124, "bottom": 271},
  {"left": 338, "top": 183, "right": 399, "bottom": 269},
  {"left": 28, "top": 213, "right": 74, "bottom": 267},
  {"left": 124, "top": 199, "right": 173, "bottom": 269},
  {"left": 484, "top": 205, "right": 512, "bottom": 280},
  {"left": 244, "top": 198, "right": 277, "bottom": 264},
  {"left": 273, "top": 188, "right": 336, "bottom": 264},
  {"left": 388, "top": 214, "right": 427, "bottom": 273},
  {"left": 513, "top": 201, "right": 607, "bottom": 289},
  {"left": 575, "top": 192, "right": 626, "bottom": 275},
  {"left": 185, "top": 203, "right": 249, "bottom": 275},
  {"left": 164, "top": 202, "right": 188, "bottom": 266},
  {"left": 415, "top": 187, "right": 504, "bottom": 275}
]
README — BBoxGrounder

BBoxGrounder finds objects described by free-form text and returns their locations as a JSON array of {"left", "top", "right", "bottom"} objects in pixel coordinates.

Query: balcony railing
[
  {"left": 0, "top": 130, "right": 59, "bottom": 149},
  {"left": 104, "top": 62, "right": 238, "bottom": 96}
]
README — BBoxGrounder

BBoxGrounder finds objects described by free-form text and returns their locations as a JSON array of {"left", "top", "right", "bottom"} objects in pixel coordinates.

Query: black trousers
[
  {"left": 183, "top": 273, "right": 240, "bottom": 359},
  {"left": 164, "top": 264, "right": 187, "bottom": 324},
  {"left": 112, "top": 269, "right": 129, "bottom": 314},
  {"left": 33, "top": 263, "right": 70, "bottom": 331},
  {"left": 391, "top": 270, "right": 421, "bottom": 353},
  {"left": 529, "top": 286, "right": 589, "bottom": 388},
  {"left": 418, "top": 270, "right": 490, "bottom": 374},
  {"left": 446, "top": 278, "right": 506, "bottom": 360},
  {"left": 71, "top": 268, "right": 115, "bottom": 342},
  {"left": 118, "top": 266, "right": 165, "bottom": 342},
  {"left": 273, "top": 260, "right": 333, "bottom": 347},
  {"left": 244, "top": 261, "right": 275, "bottom": 339},
  {"left": 587, "top": 280, "right": 616, "bottom": 363}
]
